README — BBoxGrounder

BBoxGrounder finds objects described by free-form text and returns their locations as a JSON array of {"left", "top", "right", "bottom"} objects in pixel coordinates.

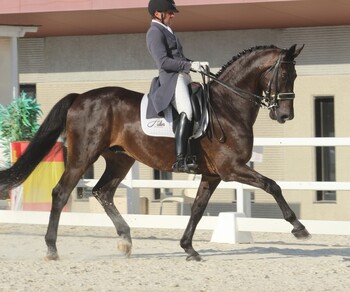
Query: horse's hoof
[
  {"left": 186, "top": 253, "right": 202, "bottom": 262},
  {"left": 117, "top": 239, "right": 132, "bottom": 257},
  {"left": 44, "top": 253, "right": 60, "bottom": 261},
  {"left": 292, "top": 227, "right": 312, "bottom": 240}
]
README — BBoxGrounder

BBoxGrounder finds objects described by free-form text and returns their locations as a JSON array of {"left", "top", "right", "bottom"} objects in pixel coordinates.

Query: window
[
  {"left": 77, "top": 165, "right": 94, "bottom": 200},
  {"left": 19, "top": 84, "right": 36, "bottom": 99},
  {"left": 154, "top": 170, "right": 173, "bottom": 200},
  {"left": 315, "top": 96, "right": 336, "bottom": 202}
]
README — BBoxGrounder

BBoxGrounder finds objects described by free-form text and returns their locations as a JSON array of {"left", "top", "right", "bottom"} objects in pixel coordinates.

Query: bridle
[
  {"left": 262, "top": 50, "right": 296, "bottom": 109},
  {"left": 198, "top": 50, "right": 296, "bottom": 109}
]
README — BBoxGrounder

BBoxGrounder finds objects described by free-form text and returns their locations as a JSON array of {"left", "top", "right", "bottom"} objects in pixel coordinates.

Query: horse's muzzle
[{"left": 269, "top": 104, "right": 294, "bottom": 123}]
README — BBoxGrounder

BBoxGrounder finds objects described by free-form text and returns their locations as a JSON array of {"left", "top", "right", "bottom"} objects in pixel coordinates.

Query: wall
[{"left": 17, "top": 25, "right": 350, "bottom": 220}]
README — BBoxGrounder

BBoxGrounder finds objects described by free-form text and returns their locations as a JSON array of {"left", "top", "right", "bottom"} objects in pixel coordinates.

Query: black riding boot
[{"left": 172, "top": 112, "right": 199, "bottom": 173}]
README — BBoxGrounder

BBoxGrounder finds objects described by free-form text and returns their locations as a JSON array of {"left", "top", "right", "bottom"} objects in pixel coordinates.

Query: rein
[{"left": 199, "top": 68, "right": 266, "bottom": 107}]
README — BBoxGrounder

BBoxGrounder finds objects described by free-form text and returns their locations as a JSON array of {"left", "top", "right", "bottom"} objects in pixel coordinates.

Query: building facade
[{"left": 1, "top": 1, "right": 350, "bottom": 220}]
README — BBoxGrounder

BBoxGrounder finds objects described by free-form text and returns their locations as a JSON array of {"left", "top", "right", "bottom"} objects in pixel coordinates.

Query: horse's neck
[
  {"left": 221, "top": 53, "right": 271, "bottom": 89},
  {"left": 212, "top": 54, "right": 271, "bottom": 124}
]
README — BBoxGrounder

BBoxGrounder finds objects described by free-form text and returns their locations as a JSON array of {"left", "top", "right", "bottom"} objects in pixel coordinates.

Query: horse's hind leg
[
  {"left": 45, "top": 167, "right": 86, "bottom": 260},
  {"left": 180, "top": 174, "right": 221, "bottom": 261},
  {"left": 232, "top": 164, "right": 311, "bottom": 239},
  {"left": 92, "top": 150, "right": 135, "bottom": 256}
]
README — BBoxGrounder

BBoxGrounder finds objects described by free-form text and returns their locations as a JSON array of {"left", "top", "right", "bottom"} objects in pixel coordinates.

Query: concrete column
[
  {"left": 11, "top": 37, "right": 19, "bottom": 99},
  {"left": 0, "top": 38, "right": 12, "bottom": 105},
  {"left": 0, "top": 26, "right": 38, "bottom": 106}
]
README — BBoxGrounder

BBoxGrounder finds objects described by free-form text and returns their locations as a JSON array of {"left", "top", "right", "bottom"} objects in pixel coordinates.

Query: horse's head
[{"left": 261, "top": 44, "right": 304, "bottom": 123}]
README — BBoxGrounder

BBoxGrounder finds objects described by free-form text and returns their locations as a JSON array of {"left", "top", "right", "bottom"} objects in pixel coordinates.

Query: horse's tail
[{"left": 0, "top": 93, "right": 79, "bottom": 194}]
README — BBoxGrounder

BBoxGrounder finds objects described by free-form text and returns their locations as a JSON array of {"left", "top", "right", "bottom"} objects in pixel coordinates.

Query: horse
[{"left": 0, "top": 44, "right": 309, "bottom": 261}]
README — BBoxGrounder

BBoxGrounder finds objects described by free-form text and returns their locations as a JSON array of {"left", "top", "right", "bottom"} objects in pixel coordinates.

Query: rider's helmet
[{"left": 148, "top": 0, "right": 179, "bottom": 17}]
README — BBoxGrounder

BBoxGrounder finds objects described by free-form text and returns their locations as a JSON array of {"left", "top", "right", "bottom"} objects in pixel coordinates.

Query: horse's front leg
[
  {"left": 230, "top": 164, "right": 311, "bottom": 239},
  {"left": 180, "top": 175, "right": 221, "bottom": 261}
]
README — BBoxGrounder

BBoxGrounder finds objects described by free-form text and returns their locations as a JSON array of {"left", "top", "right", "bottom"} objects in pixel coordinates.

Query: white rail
[{"left": 254, "top": 137, "right": 350, "bottom": 146}]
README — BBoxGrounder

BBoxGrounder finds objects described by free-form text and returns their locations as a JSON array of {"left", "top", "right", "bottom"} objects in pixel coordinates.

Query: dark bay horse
[{"left": 0, "top": 44, "right": 309, "bottom": 261}]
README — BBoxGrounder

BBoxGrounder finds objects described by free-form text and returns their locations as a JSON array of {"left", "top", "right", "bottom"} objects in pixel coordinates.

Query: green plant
[{"left": 0, "top": 92, "right": 42, "bottom": 168}]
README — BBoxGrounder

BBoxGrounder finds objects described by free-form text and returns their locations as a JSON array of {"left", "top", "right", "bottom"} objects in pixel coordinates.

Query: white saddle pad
[{"left": 140, "top": 94, "right": 175, "bottom": 138}]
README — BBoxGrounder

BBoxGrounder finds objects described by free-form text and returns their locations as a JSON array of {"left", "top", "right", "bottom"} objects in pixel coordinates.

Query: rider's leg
[
  {"left": 172, "top": 112, "right": 194, "bottom": 172},
  {"left": 171, "top": 73, "right": 199, "bottom": 173}
]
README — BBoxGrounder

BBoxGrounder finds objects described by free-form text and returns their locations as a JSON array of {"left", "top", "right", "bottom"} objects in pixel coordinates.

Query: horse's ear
[
  {"left": 286, "top": 44, "right": 304, "bottom": 60},
  {"left": 293, "top": 44, "right": 304, "bottom": 58}
]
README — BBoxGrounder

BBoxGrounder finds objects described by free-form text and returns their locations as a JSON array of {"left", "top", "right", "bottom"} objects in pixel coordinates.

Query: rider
[{"left": 146, "top": 0, "right": 205, "bottom": 173}]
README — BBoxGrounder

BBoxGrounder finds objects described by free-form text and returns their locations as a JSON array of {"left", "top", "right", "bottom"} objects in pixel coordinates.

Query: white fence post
[
  {"left": 211, "top": 182, "right": 253, "bottom": 244},
  {"left": 237, "top": 184, "right": 252, "bottom": 217},
  {"left": 124, "top": 163, "right": 140, "bottom": 214},
  {"left": 211, "top": 212, "right": 253, "bottom": 244}
]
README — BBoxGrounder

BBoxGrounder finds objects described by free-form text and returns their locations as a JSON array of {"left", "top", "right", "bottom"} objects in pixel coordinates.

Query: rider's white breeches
[{"left": 171, "top": 72, "right": 192, "bottom": 121}]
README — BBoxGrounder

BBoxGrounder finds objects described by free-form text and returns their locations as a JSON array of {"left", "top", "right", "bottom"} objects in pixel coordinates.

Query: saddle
[
  {"left": 172, "top": 82, "right": 209, "bottom": 140},
  {"left": 190, "top": 82, "right": 209, "bottom": 139},
  {"left": 141, "top": 82, "right": 209, "bottom": 139}
]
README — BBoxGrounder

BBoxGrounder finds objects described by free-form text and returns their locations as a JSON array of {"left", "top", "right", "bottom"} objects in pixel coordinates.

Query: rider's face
[{"left": 155, "top": 11, "right": 175, "bottom": 26}]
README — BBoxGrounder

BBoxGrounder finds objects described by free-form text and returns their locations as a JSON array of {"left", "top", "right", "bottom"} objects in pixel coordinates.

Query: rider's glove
[{"left": 190, "top": 61, "right": 209, "bottom": 72}]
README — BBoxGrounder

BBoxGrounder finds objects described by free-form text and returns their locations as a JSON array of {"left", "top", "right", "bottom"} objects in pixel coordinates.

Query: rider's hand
[{"left": 190, "top": 61, "right": 209, "bottom": 72}]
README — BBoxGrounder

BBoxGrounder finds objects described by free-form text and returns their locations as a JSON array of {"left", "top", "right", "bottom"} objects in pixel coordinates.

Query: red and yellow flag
[{"left": 11, "top": 142, "right": 65, "bottom": 211}]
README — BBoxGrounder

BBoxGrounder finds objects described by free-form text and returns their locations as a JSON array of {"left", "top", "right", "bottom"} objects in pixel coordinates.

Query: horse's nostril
[{"left": 281, "top": 115, "right": 289, "bottom": 121}]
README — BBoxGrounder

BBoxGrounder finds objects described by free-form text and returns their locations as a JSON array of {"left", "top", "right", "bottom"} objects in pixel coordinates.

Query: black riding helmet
[{"left": 148, "top": 0, "right": 179, "bottom": 17}]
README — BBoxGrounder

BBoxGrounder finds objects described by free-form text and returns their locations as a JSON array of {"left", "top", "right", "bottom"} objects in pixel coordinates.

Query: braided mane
[{"left": 215, "top": 45, "right": 278, "bottom": 78}]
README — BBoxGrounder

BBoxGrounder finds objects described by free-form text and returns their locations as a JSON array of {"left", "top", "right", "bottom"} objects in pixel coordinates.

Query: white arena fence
[{"left": 1, "top": 137, "right": 350, "bottom": 243}]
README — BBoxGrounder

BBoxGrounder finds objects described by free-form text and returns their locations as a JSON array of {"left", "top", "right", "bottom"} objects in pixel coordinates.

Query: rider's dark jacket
[{"left": 146, "top": 21, "right": 191, "bottom": 118}]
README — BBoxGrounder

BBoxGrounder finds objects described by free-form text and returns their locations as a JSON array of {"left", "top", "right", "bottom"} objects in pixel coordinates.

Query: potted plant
[{"left": 0, "top": 91, "right": 42, "bottom": 168}]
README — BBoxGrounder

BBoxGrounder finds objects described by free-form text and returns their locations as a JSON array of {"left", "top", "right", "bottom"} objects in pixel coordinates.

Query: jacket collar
[{"left": 151, "top": 21, "right": 176, "bottom": 39}]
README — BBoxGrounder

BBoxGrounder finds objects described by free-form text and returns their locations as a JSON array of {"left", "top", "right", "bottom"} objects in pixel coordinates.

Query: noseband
[{"left": 262, "top": 50, "right": 296, "bottom": 109}]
